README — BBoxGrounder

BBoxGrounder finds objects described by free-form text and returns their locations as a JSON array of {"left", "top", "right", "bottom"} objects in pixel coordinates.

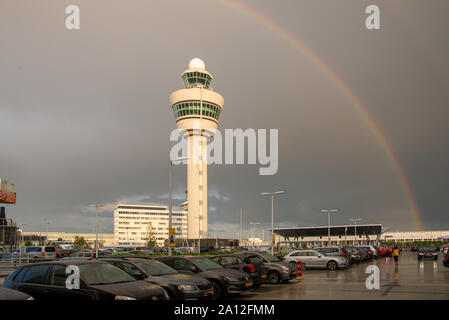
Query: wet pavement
[{"left": 232, "top": 252, "right": 449, "bottom": 300}]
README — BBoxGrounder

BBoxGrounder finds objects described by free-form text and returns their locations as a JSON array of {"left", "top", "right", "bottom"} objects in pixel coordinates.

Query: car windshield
[
  {"left": 79, "top": 263, "right": 135, "bottom": 285},
  {"left": 420, "top": 247, "right": 437, "bottom": 252},
  {"left": 259, "top": 253, "right": 280, "bottom": 262},
  {"left": 136, "top": 261, "right": 178, "bottom": 276},
  {"left": 190, "top": 257, "right": 223, "bottom": 270}
]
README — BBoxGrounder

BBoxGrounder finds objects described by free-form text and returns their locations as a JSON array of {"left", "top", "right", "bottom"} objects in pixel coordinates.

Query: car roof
[
  {"left": 102, "top": 257, "right": 157, "bottom": 262},
  {"left": 20, "top": 260, "right": 109, "bottom": 267},
  {"left": 234, "top": 252, "right": 258, "bottom": 256}
]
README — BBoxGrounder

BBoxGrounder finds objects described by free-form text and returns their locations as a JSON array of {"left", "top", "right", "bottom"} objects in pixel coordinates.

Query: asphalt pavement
[{"left": 231, "top": 251, "right": 449, "bottom": 300}]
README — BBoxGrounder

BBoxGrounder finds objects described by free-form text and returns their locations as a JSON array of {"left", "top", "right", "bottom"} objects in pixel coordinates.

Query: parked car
[
  {"left": 0, "top": 287, "right": 34, "bottom": 300},
  {"left": 56, "top": 249, "right": 76, "bottom": 258},
  {"left": 442, "top": 246, "right": 449, "bottom": 255},
  {"left": 155, "top": 256, "right": 253, "bottom": 299},
  {"left": 345, "top": 247, "right": 362, "bottom": 263},
  {"left": 18, "top": 246, "right": 56, "bottom": 261},
  {"left": 377, "top": 247, "right": 388, "bottom": 256},
  {"left": 239, "top": 252, "right": 293, "bottom": 284},
  {"left": 65, "top": 251, "right": 95, "bottom": 259},
  {"left": 443, "top": 252, "right": 449, "bottom": 267},
  {"left": 2, "top": 260, "right": 169, "bottom": 300},
  {"left": 102, "top": 257, "right": 214, "bottom": 300},
  {"left": 355, "top": 247, "right": 371, "bottom": 261},
  {"left": 314, "top": 246, "right": 350, "bottom": 262},
  {"left": 210, "top": 254, "right": 267, "bottom": 287},
  {"left": 256, "top": 251, "right": 297, "bottom": 277},
  {"left": 356, "top": 245, "right": 377, "bottom": 259},
  {"left": 65, "top": 250, "right": 112, "bottom": 259},
  {"left": 174, "top": 247, "right": 194, "bottom": 254},
  {"left": 282, "top": 250, "right": 349, "bottom": 270},
  {"left": 417, "top": 247, "right": 439, "bottom": 260}
]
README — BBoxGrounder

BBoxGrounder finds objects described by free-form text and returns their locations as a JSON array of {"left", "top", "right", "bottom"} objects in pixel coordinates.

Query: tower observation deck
[{"left": 169, "top": 58, "right": 224, "bottom": 239}]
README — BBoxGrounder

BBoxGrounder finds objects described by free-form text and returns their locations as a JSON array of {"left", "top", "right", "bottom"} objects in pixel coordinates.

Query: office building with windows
[{"left": 114, "top": 204, "right": 187, "bottom": 247}]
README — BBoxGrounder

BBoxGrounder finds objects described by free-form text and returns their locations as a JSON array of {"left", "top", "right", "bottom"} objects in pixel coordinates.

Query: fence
[{"left": 0, "top": 254, "right": 32, "bottom": 278}]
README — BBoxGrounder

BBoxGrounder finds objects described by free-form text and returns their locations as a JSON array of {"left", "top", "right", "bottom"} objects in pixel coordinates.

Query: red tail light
[
  {"left": 282, "top": 257, "right": 285, "bottom": 261},
  {"left": 42, "top": 252, "right": 45, "bottom": 256},
  {"left": 340, "top": 253, "right": 346, "bottom": 256},
  {"left": 368, "top": 251, "right": 372, "bottom": 255},
  {"left": 247, "top": 265, "right": 256, "bottom": 272},
  {"left": 357, "top": 252, "right": 361, "bottom": 256},
  {"left": 91, "top": 253, "right": 95, "bottom": 259},
  {"left": 364, "top": 251, "right": 367, "bottom": 255}
]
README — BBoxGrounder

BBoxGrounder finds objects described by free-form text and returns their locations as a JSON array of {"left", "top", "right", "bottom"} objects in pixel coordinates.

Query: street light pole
[
  {"left": 249, "top": 222, "right": 260, "bottom": 248},
  {"left": 321, "top": 209, "right": 338, "bottom": 245},
  {"left": 240, "top": 208, "right": 243, "bottom": 248},
  {"left": 261, "top": 191, "right": 285, "bottom": 255},
  {"left": 89, "top": 204, "right": 105, "bottom": 258},
  {"left": 19, "top": 223, "right": 26, "bottom": 257},
  {"left": 169, "top": 157, "right": 188, "bottom": 256},
  {"left": 44, "top": 219, "right": 50, "bottom": 246},
  {"left": 349, "top": 218, "right": 362, "bottom": 245}
]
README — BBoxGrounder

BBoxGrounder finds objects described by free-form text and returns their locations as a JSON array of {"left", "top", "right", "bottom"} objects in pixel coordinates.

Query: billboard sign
[{"left": 0, "top": 179, "right": 16, "bottom": 204}]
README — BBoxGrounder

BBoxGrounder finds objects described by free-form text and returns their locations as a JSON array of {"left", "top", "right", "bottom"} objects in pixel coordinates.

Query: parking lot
[{"left": 230, "top": 252, "right": 449, "bottom": 300}]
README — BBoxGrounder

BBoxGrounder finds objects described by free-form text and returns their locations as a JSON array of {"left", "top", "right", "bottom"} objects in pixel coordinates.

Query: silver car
[
  {"left": 283, "top": 250, "right": 349, "bottom": 271},
  {"left": 18, "top": 246, "right": 56, "bottom": 261}
]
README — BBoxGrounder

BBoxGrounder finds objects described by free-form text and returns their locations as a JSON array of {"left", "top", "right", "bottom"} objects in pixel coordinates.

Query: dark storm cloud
[{"left": 0, "top": 0, "right": 448, "bottom": 236}]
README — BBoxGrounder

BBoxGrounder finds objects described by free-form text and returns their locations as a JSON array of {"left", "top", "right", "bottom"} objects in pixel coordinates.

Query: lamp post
[
  {"left": 249, "top": 222, "right": 260, "bottom": 248},
  {"left": 19, "top": 223, "right": 26, "bottom": 257},
  {"left": 89, "top": 204, "right": 105, "bottom": 258},
  {"left": 44, "top": 219, "right": 50, "bottom": 246},
  {"left": 321, "top": 209, "right": 338, "bottom": 245},
  {"left": 349, "top": 218, "right": 362, "bottom": 245},
  {"left": 261, "top": 191, "right": 285, "bottom": 255},
  {"left": 169, "top": 157, "right": 189, "bottom": 256},
  {"left": 240, "top": 208, "right": 243, "bottom": 248}
]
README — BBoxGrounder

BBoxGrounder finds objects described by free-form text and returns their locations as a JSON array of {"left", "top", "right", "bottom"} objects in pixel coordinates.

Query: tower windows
[
  {"left": 182, "top": 71, "right": 212, "bottom": 88},
  {"left": 172, "top": 102, "right": 222, "bottom": 121}
]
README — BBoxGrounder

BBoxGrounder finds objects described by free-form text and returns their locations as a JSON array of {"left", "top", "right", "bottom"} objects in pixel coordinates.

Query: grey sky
[{"left": 1, "top": 0, "right": 448, "bottom": 237}]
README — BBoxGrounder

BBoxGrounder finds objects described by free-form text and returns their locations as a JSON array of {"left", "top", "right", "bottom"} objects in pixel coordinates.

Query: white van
[{"left": 20, "top": 246, "right": 56, "bottom": 261}]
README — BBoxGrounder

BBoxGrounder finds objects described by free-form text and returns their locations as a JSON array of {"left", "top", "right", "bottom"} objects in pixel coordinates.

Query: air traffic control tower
[{"left": 169, "top": 58, "right": 224, "bottom": 239}]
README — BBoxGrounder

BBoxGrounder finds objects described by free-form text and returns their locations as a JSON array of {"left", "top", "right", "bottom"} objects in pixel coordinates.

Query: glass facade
[
  {"left": 182, "top": 71, "right": 212, "bottom": 88},
  {"left": 172, "top": 101, "right": 221, "bottom": 121}
]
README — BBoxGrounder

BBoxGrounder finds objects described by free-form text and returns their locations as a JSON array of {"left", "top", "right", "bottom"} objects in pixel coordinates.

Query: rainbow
[{"left": 217, "top": 0, "right": 423, "bottom": 230}]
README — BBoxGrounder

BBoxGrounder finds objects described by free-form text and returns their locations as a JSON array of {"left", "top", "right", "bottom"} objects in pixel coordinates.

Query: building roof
[
  {"left": 272, "top": 224, "right": 382, "bottom": 238},
  {"left": 115, "top": 204, "right": 168, "bottom": 211}
]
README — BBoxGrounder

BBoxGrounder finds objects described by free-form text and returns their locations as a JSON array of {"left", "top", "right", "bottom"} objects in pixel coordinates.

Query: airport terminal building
[{"left": 114, "top": 204, "right": 188, "bottom": 247}]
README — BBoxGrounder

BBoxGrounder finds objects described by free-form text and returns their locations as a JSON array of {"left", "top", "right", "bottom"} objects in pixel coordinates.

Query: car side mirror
[
  {"left": 318, "top": 255, "right": 322, "bottom": 258},
  {"left": 191, "top": 266, "right": 199, "bottom": 273}
]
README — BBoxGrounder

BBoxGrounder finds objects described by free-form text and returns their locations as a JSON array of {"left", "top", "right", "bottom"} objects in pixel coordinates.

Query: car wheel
[
  {"left": 268, "top": 271, "right": 281, "bottom": 284},
  {"left": 211, "top": 281, "right": 223, "bottom": 300},
  {"left": 327, "top": 261, "right": 338, "bottom": 271}
]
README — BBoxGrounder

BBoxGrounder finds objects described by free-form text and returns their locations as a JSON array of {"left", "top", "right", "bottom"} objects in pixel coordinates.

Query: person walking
[
  {"left": 393, "top": 245, "right": 400, "bottom": 264},
  {"left": 385, "top": 246, "right": 392, "bottom": 264}
]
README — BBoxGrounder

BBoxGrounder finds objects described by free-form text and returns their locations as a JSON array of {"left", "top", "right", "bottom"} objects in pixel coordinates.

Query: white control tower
[{"left": 169, "top": 58, "right": 224, "bottom": 239}]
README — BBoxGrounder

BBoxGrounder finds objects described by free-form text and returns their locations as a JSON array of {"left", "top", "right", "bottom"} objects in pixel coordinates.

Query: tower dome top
[{"left": 188, "top": 58, "right": 206, "bottom": 71}]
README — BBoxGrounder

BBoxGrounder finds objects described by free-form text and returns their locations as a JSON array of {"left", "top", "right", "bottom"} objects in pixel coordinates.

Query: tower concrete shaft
[{"left": 170, "top": 59, "right": 224, "bottom": 240}]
